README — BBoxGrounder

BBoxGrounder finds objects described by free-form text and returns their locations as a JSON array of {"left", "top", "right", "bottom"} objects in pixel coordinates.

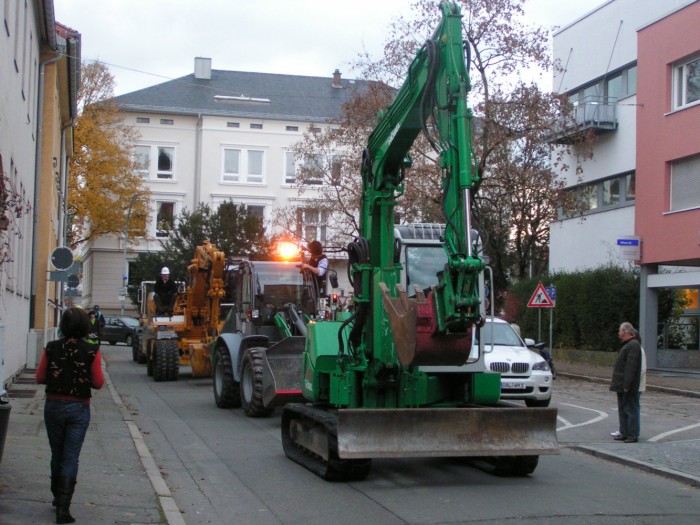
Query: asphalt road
[{"left": 103, "top": 344, "right": 700, "bottom": 525}]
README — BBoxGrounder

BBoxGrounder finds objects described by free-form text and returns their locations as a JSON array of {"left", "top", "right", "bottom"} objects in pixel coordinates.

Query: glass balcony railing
[{"left": 549, "top": 96, "right": 618, "bottom": 144}]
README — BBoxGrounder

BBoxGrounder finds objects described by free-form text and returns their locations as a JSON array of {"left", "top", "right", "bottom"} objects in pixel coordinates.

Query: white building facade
[{"left": 82, "top": 59, "right": 364, "bottom": 314}]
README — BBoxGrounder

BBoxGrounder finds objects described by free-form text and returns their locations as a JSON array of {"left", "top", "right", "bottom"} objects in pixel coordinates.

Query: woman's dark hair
[
  {"left": 308, "top": 240, "right": 323, "bottom": 256},
  {"left": 60, "top": 307, "right": 90, "bottom": 339}
]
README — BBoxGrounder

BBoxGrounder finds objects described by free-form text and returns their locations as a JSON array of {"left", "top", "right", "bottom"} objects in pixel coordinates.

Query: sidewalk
[
  {"left": 557, "top": 360, "right": 700, "bottom": 488},
  {"left": 0, "top": 365, "right": 183, "bottom": 525},
  {"left": 0, "top": 360, "right": 697, "bottom": 525}
]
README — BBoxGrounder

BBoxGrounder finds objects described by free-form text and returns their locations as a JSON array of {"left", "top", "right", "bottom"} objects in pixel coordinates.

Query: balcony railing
[{"left": 549, "top": 96, "right": 618, "bottom": 144}]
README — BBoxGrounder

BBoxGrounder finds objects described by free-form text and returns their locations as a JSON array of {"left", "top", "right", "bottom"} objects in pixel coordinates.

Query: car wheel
[{"left": 525, "top": 398, "right": 551, "bottom": 408}]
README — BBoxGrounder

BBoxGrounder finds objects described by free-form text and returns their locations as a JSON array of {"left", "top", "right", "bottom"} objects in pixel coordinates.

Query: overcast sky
[{"left": 53, "top": 0, "right": 605, "bottom": 96}]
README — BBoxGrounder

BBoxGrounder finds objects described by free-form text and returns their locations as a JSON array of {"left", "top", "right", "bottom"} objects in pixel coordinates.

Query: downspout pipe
[{"left": 29, "top": 51, "right": 63, "bottom": 329}]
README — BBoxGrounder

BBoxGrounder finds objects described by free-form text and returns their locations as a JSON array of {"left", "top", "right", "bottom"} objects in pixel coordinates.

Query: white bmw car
[{"left": 474, "top": 318, "right": 553, "bottom": 407}]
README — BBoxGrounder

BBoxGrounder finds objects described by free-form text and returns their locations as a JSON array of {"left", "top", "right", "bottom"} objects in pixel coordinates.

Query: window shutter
[{"left": 671, "top": 155, "right": 700, "bottom": 211}]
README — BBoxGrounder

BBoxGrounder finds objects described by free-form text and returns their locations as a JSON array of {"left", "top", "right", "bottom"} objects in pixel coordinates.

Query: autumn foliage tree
[{"left": 68, "top": 61, "right": 149, "bottom": 247}]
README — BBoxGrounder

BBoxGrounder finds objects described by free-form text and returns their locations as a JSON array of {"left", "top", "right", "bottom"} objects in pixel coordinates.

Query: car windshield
[
  {"left": 253, "top": 262, "right": 306, "bottom": 307},
  {"left": 121, "top": 317, "right": 140, "bottom": 327},
  {"left": 475, "top": 322, "right": 523, "bottom": 347}
]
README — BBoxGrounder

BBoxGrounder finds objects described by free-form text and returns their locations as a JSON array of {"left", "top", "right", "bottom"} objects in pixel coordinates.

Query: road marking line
[
  {"left": 557, "top": 402, "right": 608, "bottom": 431},
  {"left": 648, "top": 421, "right": 700, "bottom": 442}
]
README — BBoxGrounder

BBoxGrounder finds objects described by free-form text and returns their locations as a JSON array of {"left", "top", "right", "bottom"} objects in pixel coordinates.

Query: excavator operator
[{"left": 154, "top": 266, "right": 177, "bottom": 315}]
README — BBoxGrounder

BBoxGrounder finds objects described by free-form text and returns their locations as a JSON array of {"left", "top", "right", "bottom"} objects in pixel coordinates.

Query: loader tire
[
  {"left": 213, "top": 347, "right": 241, "bottom": 408},
  {"left": 241, "top": 347, "right": 274, "bottom": 418},
  {"left": 154, "top": 339, "right": 179, "bottom": 382}
]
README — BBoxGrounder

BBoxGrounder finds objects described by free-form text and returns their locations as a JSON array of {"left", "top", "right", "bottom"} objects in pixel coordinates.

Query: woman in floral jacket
[{"left": 36, "top": 307, "right": 105, "bottom": 523}]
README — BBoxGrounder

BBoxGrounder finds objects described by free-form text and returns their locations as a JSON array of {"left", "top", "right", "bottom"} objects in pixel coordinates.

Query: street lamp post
[{"left": 121, "top": 193, "right": 143, "bottom": 316}]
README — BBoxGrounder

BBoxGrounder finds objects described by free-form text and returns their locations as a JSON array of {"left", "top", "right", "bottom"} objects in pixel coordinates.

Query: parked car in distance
[
  {"left": 474, "top": 318, "right": 553, "bottom": 407},
  {"left": 102, "top": 316, "right": 141, "bottom": 346}
]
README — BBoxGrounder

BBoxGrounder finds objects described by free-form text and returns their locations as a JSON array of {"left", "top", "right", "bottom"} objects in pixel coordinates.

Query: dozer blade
[{"left": 336, "top": 407, "right": 559, "bottom": 459}]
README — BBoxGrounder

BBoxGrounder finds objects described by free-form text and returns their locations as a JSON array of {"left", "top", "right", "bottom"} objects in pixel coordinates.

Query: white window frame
[
  {"left": 133, "top": 144, "right": 176, "bottom": 181},
  {"left": 297, "top": 208, "right": 328, "bottom": 243},
  {"left": 284, "top": 150, "right": 325, "bottom": 186},
  {"left": 154, "top": 200, "right": 177, "bottom": 238},
  {"left": 221, "top": 146, "right": 266, "bottom": 184},
  {"left": 674, "top": 54, "right": 700, "bottom": 111}
]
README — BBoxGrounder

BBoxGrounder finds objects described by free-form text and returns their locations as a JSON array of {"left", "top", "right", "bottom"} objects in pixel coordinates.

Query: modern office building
[{"left": 549, "top": 0, "right": 700, "bottom": 366}]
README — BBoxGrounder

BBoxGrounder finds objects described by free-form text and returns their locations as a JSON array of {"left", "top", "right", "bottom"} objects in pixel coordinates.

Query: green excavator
[{"left": 281, "top": 1, "right": 558, "bottom": 480}]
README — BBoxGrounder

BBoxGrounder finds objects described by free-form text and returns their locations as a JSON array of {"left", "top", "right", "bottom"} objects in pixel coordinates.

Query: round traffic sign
[
  {"left": 67, "top": 274, "right": 80, "bottom": 289},
  {"left": 51, "top": 246, "right": 74, "bottom": 271}
]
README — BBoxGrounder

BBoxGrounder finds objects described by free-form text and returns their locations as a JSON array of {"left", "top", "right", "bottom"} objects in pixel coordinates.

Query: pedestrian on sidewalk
[
  {"left": 36, "top": 307, "right": 105, "bottom": 524},
  {"left": 610, "top": 321, "right": 642, "bottom": 444}
]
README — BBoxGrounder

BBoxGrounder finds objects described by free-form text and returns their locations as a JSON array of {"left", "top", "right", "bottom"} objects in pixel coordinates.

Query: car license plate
[
  {"left": 501, "top": 381, "right": 524, "bottom": 389},
  {"left": 157, "top": 331, "right": 177, "bottom": 340}
]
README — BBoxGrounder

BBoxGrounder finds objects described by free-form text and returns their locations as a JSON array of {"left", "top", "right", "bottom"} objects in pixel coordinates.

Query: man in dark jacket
[
  {"left": 610, "top": 321, "right": 642, "bottom": 443},
  {"left": 300, "top": 241, "right": 328, "bottom": 296},
  {"left": 154, "top": 266, "right": 177, "bottom": 315}
]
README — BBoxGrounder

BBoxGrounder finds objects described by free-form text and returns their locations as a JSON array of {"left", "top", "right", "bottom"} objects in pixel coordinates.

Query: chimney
[
  {"left": 194, "top": 57, "right": 212, "bottom": 80},
  {"left": 332, "top": 69, "right": 342, "bottom": 88}
]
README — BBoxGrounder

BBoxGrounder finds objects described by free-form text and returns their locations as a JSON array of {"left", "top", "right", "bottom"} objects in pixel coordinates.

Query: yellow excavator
[{"left": 137, "top": 240, "right": 228, "bottom": 381}]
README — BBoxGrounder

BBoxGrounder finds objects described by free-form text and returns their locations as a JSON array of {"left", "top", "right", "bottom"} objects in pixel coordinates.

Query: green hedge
[{"left": 505, "top": 266, "right": 639, "bottom": 352}]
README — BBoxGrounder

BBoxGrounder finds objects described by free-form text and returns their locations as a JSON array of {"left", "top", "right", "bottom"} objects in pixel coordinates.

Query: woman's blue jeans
[{"left": 44, "top": 400, "right": 91, "bottom": 479}]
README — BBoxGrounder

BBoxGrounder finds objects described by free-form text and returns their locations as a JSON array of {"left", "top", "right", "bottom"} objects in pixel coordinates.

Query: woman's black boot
[{"left": 55, "top": 476, "right": 77, "bottom": 524}]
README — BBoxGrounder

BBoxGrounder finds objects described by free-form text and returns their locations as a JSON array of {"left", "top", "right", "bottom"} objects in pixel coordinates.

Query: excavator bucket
[
  {"left": 336, "top": 406, "right": 559, "bottom": 458},
  {"left": 260, "top": 336, "right": 306, "bottom": 407},
  {"left": 380, "top": 283, "right": 471, "bottom": 366}
]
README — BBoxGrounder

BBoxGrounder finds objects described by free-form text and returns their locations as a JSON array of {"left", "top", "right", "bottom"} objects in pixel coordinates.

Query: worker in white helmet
[{"left": 154, "top": 266, "right": 177, "bottom": 315}]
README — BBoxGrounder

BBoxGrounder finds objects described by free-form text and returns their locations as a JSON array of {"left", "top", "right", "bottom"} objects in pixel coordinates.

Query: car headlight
[{"left": 532, "top": 361, "right": 550, "bottom": 372}]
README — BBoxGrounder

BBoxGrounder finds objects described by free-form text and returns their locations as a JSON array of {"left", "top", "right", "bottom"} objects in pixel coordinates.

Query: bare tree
[{"left": 277, "top": 0, "right": 592, "bottom": 302}]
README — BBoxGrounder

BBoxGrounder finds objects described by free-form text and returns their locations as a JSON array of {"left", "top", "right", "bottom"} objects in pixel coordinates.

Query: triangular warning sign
[{"left": 527, "top": 282, "right": 554, "bottom": 308}]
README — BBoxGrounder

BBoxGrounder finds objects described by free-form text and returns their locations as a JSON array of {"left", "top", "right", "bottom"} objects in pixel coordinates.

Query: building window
[
  {"left": 160, "top": 118, "right": 174, "bottom": 125},
  {"left": 605, "top": 73, "right": 622, "bottom": 102},
  {"left": 157, "top": 146, "right": 174, "bottom": 179},
  {"left": 560, "top": 172, "right": 635, "bottom": 219},
  {"left": 285, "top": 151, "right": 325, "bottom": 185},
  {"left": 156, "top": 202, "right": 175, "bottom": 237},
  {"left": 247, "top": 205, "right": 265, "bottom": 223},
  {"left": 286, "top": 125, "right": 299, "bottom": 132},
  {"left": 136, "top": 117, "right": 150, "bottom": 124},
  {"left": 223, "top": 149, "right": 240, "bottom": 182},
  {"left": 222, "top": 147, "right": 265, "bottom": 183},
  {"left": 134, "top": 144, "right": 176, "bottom": 180},
  {"left": 602, "top": 177, "right": 621, "bottom": 206},
  {"left": 227, "top": 122, "right": 240, "bottom": 128},
  {"left": 285, "top": 151, "right": 296, "bottom": 184},
  {"left": 250, "top": 123, "right": 263, "bottom": 129},
  {"left": 296, "top": 208, "right": 327, "bottom": 243},
  {"left": 674, "top": 55, "right": 700, "bottom": 110},
  {"left": 670, "top": 155, "right": 700, "bottom": 212},
  {"left": 134, "top": 145, "right": 150, "bottom": 177}
]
